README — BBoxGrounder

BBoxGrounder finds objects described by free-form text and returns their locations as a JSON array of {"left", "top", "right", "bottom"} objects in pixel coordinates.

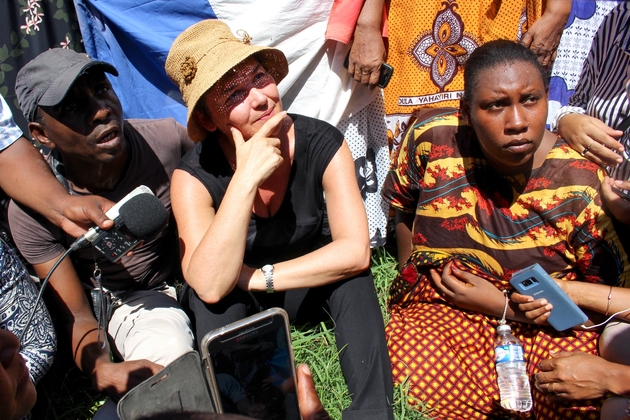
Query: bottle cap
[{"left": 497, "top": 324, "right": 511, "bottom": 332}]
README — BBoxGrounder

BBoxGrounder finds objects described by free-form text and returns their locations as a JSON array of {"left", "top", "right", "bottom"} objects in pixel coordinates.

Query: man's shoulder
[
  {"left": 125, "top": 118, "right": 180, "bottom": 139},
  {"left": 124, "top": 118, "right": 192, "bottom": 153},
  {"left": 126, "top": 117, "right": 178, "bottom": 128}
]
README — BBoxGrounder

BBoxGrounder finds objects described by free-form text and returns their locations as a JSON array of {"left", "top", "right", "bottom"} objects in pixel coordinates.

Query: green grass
[{"left": 32, "top": 247, "right": 432, "bottom": 419}]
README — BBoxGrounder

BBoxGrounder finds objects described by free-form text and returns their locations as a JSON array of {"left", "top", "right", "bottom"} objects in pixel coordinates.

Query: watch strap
[{"left": 261, "top": 264, "right": 274, "bottom": 293}]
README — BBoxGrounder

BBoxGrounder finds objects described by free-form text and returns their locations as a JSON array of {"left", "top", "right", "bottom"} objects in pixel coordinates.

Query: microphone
[{"left": 69, "top": 185, "right": 168, "bottom": 262}]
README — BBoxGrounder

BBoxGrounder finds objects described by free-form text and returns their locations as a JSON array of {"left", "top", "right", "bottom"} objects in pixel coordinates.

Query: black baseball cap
[{"left": 15, "top": 48, "right": 118, "bottom": 122}]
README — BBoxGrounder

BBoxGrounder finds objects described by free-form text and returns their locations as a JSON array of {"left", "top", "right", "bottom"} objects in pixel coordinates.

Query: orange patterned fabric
[
  {"left": 388, "top": 256, "right": 601, "bottom": 420},
  {"left": 383, "top": 109, "right": 630, "bottom": 419},
  {"left": 384, "top": 0, "right": 544, "bottom": 147}
]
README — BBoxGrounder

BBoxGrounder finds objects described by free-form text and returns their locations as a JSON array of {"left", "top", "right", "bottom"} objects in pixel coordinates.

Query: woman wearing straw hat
[{"left": 165, "top": 20, "right": 394, "bottom": 419}]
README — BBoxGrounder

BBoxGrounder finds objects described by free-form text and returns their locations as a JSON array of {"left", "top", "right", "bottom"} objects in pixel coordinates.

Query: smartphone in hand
[
  {"left": 343, "top": 51, "right": 394, "bottom": 88},
  {"left": 201, "top": 308, "right": 301, "bottom": 419},
  {"left": 510, "top": 263, "right": 588, "bottom": 331}
]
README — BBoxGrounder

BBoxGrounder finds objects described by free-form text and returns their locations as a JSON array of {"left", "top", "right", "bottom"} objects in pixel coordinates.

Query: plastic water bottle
[{"left": 494, "top": 324, "right": 532, "bottom": 412}]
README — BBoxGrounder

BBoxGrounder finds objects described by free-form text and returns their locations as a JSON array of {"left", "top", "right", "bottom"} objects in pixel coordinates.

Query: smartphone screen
[{"left": 203, "top": 309, "right": 300, "bottom": 420}]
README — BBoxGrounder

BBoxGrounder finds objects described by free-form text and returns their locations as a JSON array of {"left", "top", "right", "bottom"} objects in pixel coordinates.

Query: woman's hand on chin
[
  {"left": 430, "top": 261, "right": 503, "bottom": 316},
  {"left": 231, "top": 111, "right": 287, "bottom": 186}
]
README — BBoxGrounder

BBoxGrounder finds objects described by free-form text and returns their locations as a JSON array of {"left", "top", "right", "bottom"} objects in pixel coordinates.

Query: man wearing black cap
[{"left": 8, "top": 48, "right": 195, "bottom": 418}]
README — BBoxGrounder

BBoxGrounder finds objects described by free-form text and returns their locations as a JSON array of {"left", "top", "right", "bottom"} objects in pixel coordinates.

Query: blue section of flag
[{"left": 74, "top": 0, "right": 216, "bottom": 125}]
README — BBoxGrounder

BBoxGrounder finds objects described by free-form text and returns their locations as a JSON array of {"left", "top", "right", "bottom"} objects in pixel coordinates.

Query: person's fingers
[
  {"left": 147, "top": 361, "right": 164, "bottom": 375},
  {"left": 429, "top": 268, "right": 446, "bottom": 290},
  {"left": 368, "top": 69, "right": 381, "bottom": 88},
  {"left": 256, "top": 110, "right": 288, "bottom": 138},
  {"left": 297, "top": 364, "right": 331, "bottom": 420},
  {"left": 582, "top": 135, "right": 625, "bottom": 166},
  {"left": 517, "top": 298, "right": 551, "bottom": 313},
  {"left": 613, "top": 179, "right": 630, "bottom": 190},
  {"left": 534, "top": 379, "right": 556, "bottom": 395},
  {"left": 511, "top": 291, "right": 552, "bottom": 322},
  {"left": 601, "top": 176, "right": 630, "bottom": 224},
  {"left": 449, "top": 265, "right": 482, "bottom": 285},
  {"left": 520, "top": 32, "right": 533, "bottom": 48},
  {"left": 230, "top": 126, "right": 245, "bottom": 148},
  {"left": 510, "top": 292, "right": 534, "bottom": 304},
  {"left": 430, "top": 267, "right": 458, "bottom": 299},
  {"left": 537, "top": 353, "right": 558, "bottom": 373},
  {"left": 524, "top": 306, "right": 552, "bottom": 323},
  {"left": 360, "top": 69, "right": 371, "bottom": 86},
  {"left": 601, "top": 176, "right": 620, "bottom": 204},
  {"left": 80, "top": 197, "right": 115, "bottom": 230}
]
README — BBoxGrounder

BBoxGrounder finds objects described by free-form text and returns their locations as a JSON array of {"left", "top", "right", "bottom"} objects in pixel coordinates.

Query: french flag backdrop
[
  {"left": 73, "top": 0, "right": 621, "bottom": 128},
  {"left": 74, "top": 0, "right": 216, "bottom": 126}
]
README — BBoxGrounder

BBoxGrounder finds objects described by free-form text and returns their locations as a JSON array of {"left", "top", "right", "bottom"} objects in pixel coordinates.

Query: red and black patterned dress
[{"left": 382, "top": 108, "right": 630, "bottom": 419}]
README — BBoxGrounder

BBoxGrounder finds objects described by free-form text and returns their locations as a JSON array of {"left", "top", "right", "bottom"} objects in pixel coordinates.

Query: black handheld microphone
[
  {"left": 69, "top": 186, "right": 168, "bottom": 262},
  {"left": 20, "top": 187, "right": 168, "bottom": 343}
]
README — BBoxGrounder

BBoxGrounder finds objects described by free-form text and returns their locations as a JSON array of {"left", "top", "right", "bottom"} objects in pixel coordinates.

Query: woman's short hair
[{"left": 463, "top": 40, "right": 548, "bottom": 104}]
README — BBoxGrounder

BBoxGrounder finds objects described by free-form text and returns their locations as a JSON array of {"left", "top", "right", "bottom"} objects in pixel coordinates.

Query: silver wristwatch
[{"left": 261, "top": 264, "right": 274, "bottom": 293}]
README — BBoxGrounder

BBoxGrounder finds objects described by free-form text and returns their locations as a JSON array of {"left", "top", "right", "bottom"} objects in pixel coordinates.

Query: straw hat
[{"left": 166, "top": 19, "right": 288, "bottom": 142}]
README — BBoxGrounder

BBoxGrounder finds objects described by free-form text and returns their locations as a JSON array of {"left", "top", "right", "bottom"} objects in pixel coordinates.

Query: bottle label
[{"left": 495, "top": 344, "right": 525, "bottom": 364}]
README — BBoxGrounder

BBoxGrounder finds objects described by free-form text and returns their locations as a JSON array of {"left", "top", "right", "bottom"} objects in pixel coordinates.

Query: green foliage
[{"left": 292, "top": 322, "right": 351, "bottom": 419}]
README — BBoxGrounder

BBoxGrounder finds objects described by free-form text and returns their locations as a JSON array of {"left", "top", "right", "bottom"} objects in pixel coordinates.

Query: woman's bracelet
[
  {"left": 605, "top": 285, "right": 613, "bottom": 317},
  {"left": 499, "top": 289, "right": 509, "bottom": 324}
]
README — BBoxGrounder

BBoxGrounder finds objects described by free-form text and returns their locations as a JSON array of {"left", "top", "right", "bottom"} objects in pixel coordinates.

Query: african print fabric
[
  {"left": 382, "top": 109, "right": 630, "bottom": 419},
  {"left": 0, "top": 239, "right": 55, "bottom": 385},
  {"left": 384, "top": 0, "right": 543, "bottom": 149}
]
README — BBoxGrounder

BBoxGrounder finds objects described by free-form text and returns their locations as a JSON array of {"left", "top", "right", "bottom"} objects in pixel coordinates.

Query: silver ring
[{"left": 581, "top": 140, "right": 595, "bottom": 157}]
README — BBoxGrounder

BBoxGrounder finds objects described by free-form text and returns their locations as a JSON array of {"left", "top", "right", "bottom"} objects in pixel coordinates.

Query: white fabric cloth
[
  {"left": 108, "top": 284, "right": 193, "bottom": 365},
  {"left": 550, "top": 2, "right": 630, "bottom": 132}
]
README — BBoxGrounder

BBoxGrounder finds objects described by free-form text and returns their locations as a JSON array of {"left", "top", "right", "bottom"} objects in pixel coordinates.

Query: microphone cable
[{"left": 18, "top": 246, "right": 73, "bottom": 345}]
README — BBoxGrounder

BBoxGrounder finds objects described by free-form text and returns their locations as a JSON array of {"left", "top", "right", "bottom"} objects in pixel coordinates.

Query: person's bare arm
[
  {"left": 236, "top": 141, "right": 371, "bottom": 293},
  {"left": 394, "top": 210, "right": 414, "bottom": 270},
  {"left": 33, "top": 255, "right": 161, "bottom": 397},
  {"left": 0, "top": 137, "right": 113, "bottom": 236},
  {"left": 176, "top": 142, "right": 370, "bottom": 303},
  {"left": 173, "top": 114, "right": 286, "bottom": 303},
  {"left": 347, "top": 0, "right": 386, "bottom": 87},
  {"left": 520, "top": 0, "right": 572, "bottom": 69}
]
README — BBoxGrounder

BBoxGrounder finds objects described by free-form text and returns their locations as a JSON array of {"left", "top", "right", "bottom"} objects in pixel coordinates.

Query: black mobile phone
[
  {"left": 343, "top": 51, "right": 394, "bottom": 88},
  {"left": 510, "top": 263, "right": 588, "bottom": 331},
  {"left": 201, "top": 308, "right": 301, "bottom": 420}
]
